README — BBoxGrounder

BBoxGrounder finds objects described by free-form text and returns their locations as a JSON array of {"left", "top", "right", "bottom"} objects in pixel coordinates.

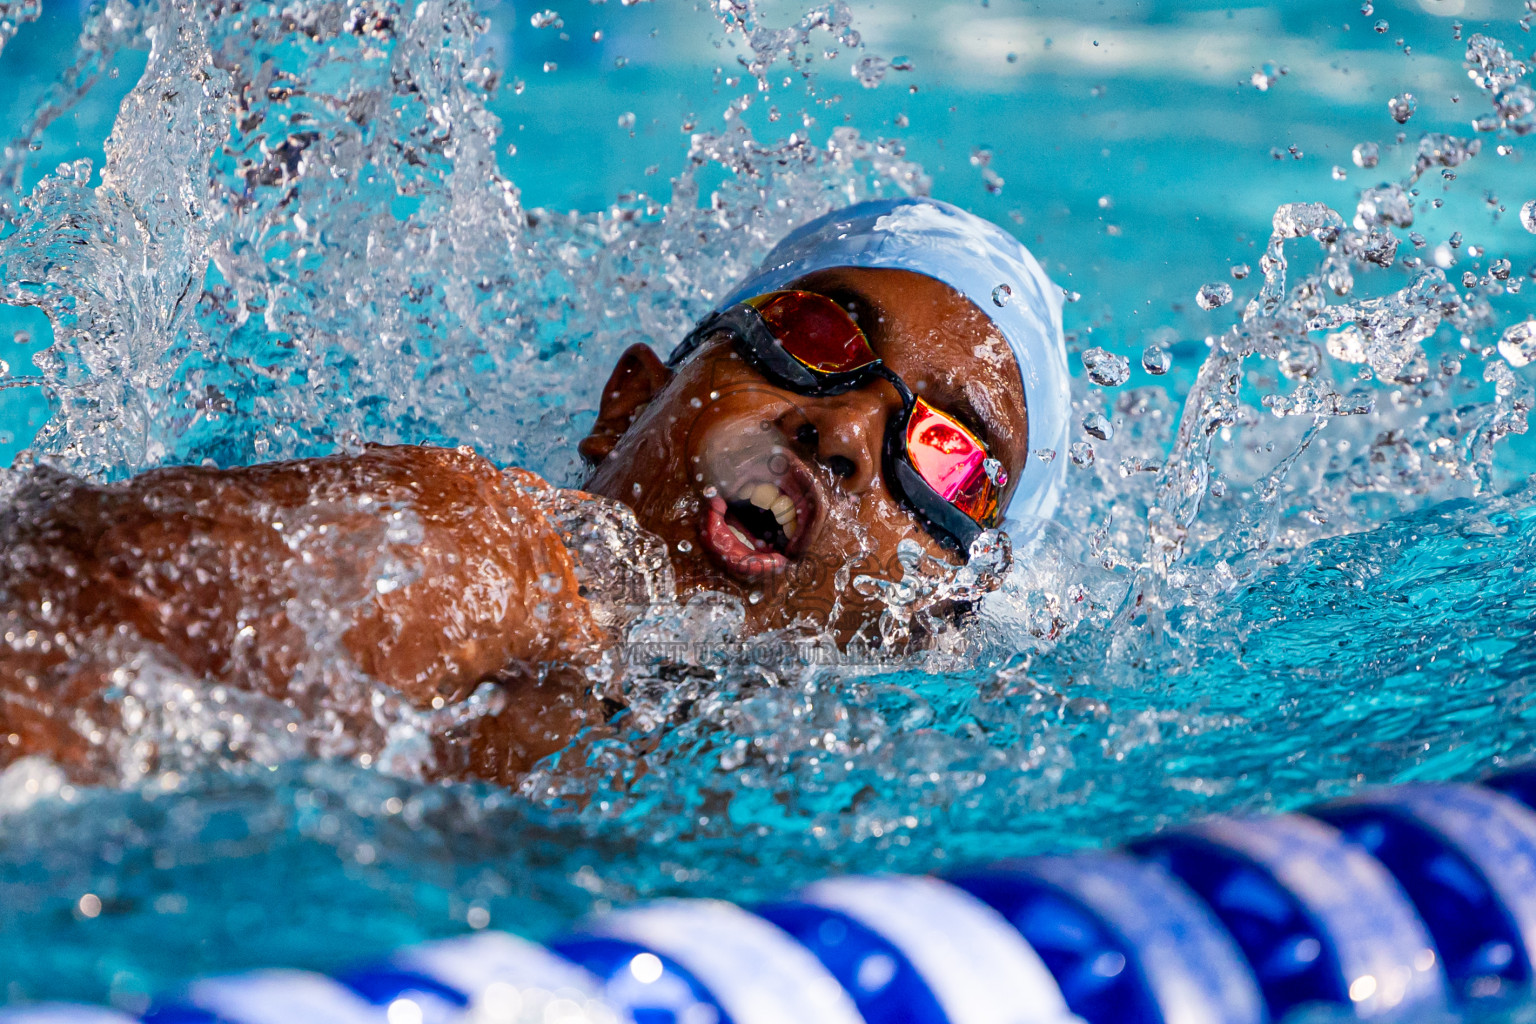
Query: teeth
[
  {"left": 727, "top": 524, "right": 755, "bottom": 548},
  {"left": 770, "top": 494, "right": 794, "bottom": 518},
  {"left": 734, "top": 482, "right": 756, "bottom": 501},
  {"left": 784, "top": 519, "right": 799, "bottom": 539},
  {"left": 749, "top": 483, "right": 779, "bottom": 509}
]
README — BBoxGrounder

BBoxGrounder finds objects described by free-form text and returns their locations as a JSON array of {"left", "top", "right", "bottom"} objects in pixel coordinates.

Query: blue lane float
[
  {"left": 1308, "top": 783, "right": 1536, "bottom": 1002},
  {"left": 949, "top": 852, "right": 1265, "bottom": 1024},
  {"left": 14, "top": 767, "right": 1536, "bottom": 1024},
  {"left": 555, "top": 898, "right": 867, "bottom": 1024},
  {"left": 1130, "top": 814, "right": 1448, "bottom": 1020},
  {"left": 757, "top": 874, "right": 1079, "bottom": 1024}
]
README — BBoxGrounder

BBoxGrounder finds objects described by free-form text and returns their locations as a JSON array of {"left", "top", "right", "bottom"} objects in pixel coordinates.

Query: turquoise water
[{"left": 1, "top": 0, "right": 1536, "bottom": 1013}]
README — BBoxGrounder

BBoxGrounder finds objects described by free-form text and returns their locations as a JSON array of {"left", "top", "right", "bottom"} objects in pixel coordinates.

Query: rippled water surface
[{"left": 1, "top": 0, "right": 1536, "bottom": 1011}]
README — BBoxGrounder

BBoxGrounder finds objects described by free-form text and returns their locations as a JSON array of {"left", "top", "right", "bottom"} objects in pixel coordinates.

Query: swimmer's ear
[{"left": 578, "top": 343, "right": 673, "bottom": 466}]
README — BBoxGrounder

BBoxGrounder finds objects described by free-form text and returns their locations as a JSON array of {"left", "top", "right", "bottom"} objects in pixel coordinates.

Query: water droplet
[
  {"left": 1498, "top": 319, "right": 1536, "bottom": 367},
  {"left": 991, "top": 284, "right": 1012, "bottom": 307},
  {"left": 1521, "top": 200, "right": 1536, "bottom": 234},
  {"left": 1081, "top": 347, "right": 1131, "bottom": 387},
  {"left": 1352, "top": 142, "right": 1380, "bottom": 169},
  {"left": 677, "top": 539, "right": 693, "bottom": 553},
  {"left": 1082, "top": 411, "right": 1113, "bottom": 440},
  {"left": 1231, "top": 264, "right": 1251, "bottom": 281},
  {"left": 1141, "top": 344, "right": 1171, "bottom": 375},
  {"left": 1374, "top": 18, "right": 1389, "bottom": 34},
  {"left": 1388, "top": 92, "right": 1416, "bottom": 124},
  {"left": 542, "top": 61, "right": 558, "bottom": 73},
  {"left": 1360, "top": 1, "right": 1373, "bottom": 14},
  {"left": 1332, "top": 166, "right": 1348, "bottom": 181},
  {"left": 617, "top": 112, "right": 636, "bottom": 130},
  {"left": 530, "top": 10, "right": 563, "bottom": 29},
  {"left": 748, "top": 590, "right": 763, "bottom": 605},
  {"left": 1069, "top": 441, "right": 1095, "bottom": 467},
  {"left": 1196, "top": 282, "right": 1234, "bottom": 310}
]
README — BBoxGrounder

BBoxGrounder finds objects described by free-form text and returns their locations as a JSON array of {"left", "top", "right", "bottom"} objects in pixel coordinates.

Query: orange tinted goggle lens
[
  {"left": 746, "top": 291, "right": 878, "bottom": 375},
  {"left": 905, "top": 397, "right": 1001, "bottom": 526}
]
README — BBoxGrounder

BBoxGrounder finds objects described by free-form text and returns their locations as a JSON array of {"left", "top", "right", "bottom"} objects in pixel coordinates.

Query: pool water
[{"left": 1, "top": 0, "right": 1535, "bottom": 1013}]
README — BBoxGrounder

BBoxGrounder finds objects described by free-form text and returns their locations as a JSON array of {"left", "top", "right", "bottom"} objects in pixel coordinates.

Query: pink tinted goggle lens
[{"left": 904, "top": 397, "right": 1002, "bottom": 526}]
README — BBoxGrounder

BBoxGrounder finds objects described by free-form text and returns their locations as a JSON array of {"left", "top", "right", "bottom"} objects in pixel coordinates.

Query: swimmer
[{"left": 0, "top": 198, "right": 1069, "bottom": 784}]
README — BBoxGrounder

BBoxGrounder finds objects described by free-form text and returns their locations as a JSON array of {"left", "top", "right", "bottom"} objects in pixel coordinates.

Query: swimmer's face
[{"left": 579, "top": 267, "right": 1030, "bottom": 642}]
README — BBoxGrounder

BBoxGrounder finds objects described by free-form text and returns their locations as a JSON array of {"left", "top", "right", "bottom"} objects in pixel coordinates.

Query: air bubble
[
  {"left": 1388, "top": 93, "right": 1416, "bottom": 124},
  {"left": 991, "top": 284, "right": 1012, "bottom": 307},
  {"left": 1353, "top": 142, "right": 1380, "bottom": 169},
  {"left": 1141, "top": 344, "right": 1171, "bottom": 375}
]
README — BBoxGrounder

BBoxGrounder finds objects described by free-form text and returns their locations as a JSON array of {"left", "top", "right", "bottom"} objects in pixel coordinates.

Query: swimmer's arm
[
  {"left": 336, "top": 447, "right": 609, "bottom": 705},
  {"left": 0, "top": 446, "right": 608, "bottom": 776}
]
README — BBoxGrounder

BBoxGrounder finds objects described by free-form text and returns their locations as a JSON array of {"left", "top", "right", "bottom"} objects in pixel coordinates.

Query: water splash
[{"left": 0, "top": 0, "right": 1535, "bottom": 1006}]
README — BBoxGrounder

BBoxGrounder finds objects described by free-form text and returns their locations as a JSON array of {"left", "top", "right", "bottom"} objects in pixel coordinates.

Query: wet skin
[
  {"left": 580, "top": 267, "right": 1030, "bottom": 641},
  {"left": 0, "top": 267, "right": 1029, "bottom": 783}
]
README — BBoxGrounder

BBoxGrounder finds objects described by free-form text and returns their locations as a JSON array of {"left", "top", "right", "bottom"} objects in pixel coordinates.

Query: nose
[{"left": 782, "top": 383, "right": 902, "bottom": 495}]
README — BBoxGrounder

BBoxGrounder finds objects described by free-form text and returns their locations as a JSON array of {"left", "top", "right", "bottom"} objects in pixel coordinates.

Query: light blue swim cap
[{"left": 716, "top": 196, "right": 1070, "bottom": 531}]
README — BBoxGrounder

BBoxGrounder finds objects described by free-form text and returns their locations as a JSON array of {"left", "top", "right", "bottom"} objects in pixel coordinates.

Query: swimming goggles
[{"left": 672, "top": 289, "right": 1005, "bottom": 552}]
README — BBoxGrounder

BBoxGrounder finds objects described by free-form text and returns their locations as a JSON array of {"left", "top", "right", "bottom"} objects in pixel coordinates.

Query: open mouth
[{"left": 698, "top": 450, "right": 819, "bottom": 582}]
